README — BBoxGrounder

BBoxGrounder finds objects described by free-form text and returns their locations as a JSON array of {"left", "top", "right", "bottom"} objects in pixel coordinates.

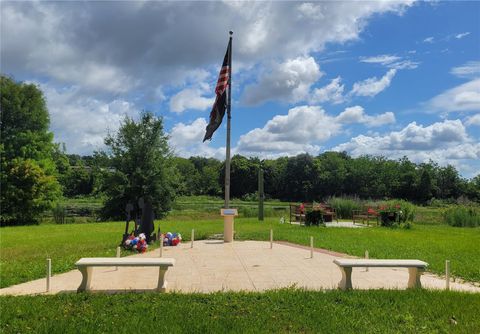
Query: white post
[
  {"left": 46, "top": 258, "right": 51, "bottom": 292},
  {"left": 270, "top": 229, "right": 273, "bottom": 249},
  {"left": 191, "top": 229, "right": 194, "bottom": 248},
  {"left": 365, "top": 250, "right": 369, "bottom": 272},
  {"left": 445, "top": 260, "right": 450, "bottom": 290},
  {"left": 116, "top": 246, "right": 121, "bottom": 270},
  {"left": 310, "top": 236, "right": 314, "bottom": 258}
]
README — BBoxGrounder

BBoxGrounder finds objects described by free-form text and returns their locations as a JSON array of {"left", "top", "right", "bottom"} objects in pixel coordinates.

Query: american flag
[{"left": 203, "top": 40, "right": 231, "bottom": 142}]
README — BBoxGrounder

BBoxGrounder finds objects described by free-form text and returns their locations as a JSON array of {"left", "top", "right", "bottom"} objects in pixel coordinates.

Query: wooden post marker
[
  {"left": 159, "top": 238, "right": 163, "bottom": 257},
  {"left": 46, "top": 258, "right": 51, "bottom": 292},
  {"left": 310, "top": 236, "right": 314, "bottom": 258},
  {"left": 116, "top": 246, "right": 121, "bottom": 270},
  {"left": 445, "top": 260, "right": 450, "bottom": 290},
  {"left": 270, "top": 229, "right": 273, "bottom": 249},
  {"left": 365, "top": 250, "right": 369, "bottom": 272},
  {"left": 191, "top": 229, "right": 195, "bottom": 248}
]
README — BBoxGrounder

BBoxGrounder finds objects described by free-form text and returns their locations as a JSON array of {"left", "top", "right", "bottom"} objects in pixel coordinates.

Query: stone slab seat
[
  {"left": 75, "top": 257, "right": 175, "bottom": 293},
  {"left": 333, "top": 259, "right": 428, "bottom": 290}
]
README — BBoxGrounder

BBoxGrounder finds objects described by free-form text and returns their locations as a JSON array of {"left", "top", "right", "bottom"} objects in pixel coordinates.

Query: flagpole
[{"left": 225, "top": 31, "right": 233, "bottom": 209}]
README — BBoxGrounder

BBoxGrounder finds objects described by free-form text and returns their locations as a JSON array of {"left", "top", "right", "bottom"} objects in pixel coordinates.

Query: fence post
[
  {"left": 445, "top": 260, "right": 450, "bottom": 290},
  {"left": 365, "top": 250, "right": 369, "bottom": 272},
  {"left": 310, "top": 236, "right": 314, "bottom": 258},
  {"left": 191, "top": 229, "right": 194, "bottom": 248},
  {"left": 46, "top": 258, "right": 51, "bottom": 292},
  {"left": 270, "top": 229, "right": 273, "bottom": 249},
  {"left": 159, "top": 238, "right": 163, "bottom": 257}
]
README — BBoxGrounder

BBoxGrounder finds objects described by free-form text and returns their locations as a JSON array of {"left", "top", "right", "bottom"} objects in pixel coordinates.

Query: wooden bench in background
[
  {"left": 333, "top": 258, "right": 428, "bottom": 290},
  {"left": 352, "top": 207, "right": 379, "bottom": 226},
  {"left": 315, "top": 203, "right": 338, "bottom": 223},
  {"left": 290, "top": 203, "right": 338, "bottom": 224},
  {"left": 75, "top": 257, "right": 175, "bottom": 292}
]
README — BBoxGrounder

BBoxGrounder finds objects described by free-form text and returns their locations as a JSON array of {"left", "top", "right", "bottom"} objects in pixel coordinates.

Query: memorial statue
[{"left": 121, "top": 197, "right": 156, "bottom": 245}]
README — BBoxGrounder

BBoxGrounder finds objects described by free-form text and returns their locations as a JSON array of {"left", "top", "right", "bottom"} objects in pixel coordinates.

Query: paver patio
[{"left": 1, "top": 240, "right": 478, "bottom": 295}]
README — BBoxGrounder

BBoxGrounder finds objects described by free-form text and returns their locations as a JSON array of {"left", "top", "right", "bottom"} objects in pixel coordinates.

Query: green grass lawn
[
  {"left": 1, "top": 218, "right": 479, "bottom": 288},
  {"left": 1, "top": 289, "right": 479, "bottom": 333}
]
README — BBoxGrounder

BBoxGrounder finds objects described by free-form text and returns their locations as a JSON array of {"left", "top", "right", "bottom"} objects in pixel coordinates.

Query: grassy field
[
  {"left": 1, "top": 289, "right": 479, "bottom": 333},
  {"left": 53, "top": 195, "right": 452, "bottom": 226},
  {"left": 1, "top": 218, "right": 479, "bottom": 288}
]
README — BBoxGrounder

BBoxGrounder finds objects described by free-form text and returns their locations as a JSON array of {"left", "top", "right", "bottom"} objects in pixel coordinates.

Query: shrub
[
  {"left": 238, "top": 206, "right": 257, "bottom": 217},
  {"left": 52, "top": 203, "right": 66, "bottom": 224},
  {"left": 444, "top": 206, "right": 480, "bottom": 227},
  {"left": 238, "top": 206, "right": 286, "bottom": 218},
  {"left": 241, "top": 193, "right": 258, "bottom": 202},
  {"left": 305, "top": 210, "right": 324, "bottom": 226},
  {"left": 327, "top": 196, "right": 362, "bottom": 219}
]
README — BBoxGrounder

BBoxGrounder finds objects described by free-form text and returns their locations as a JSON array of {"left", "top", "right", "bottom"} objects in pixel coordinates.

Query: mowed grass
[
  {"left": 1, "top": 218, "right": 479, "bottom": 288},
  {"left": 1, "top": 289, "right": 479, "bottom": 333}
]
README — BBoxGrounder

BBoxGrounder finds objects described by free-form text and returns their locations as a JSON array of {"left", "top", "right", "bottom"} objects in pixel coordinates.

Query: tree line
[
  {"left": 172, "top": 153, "right": 480, "bottom": 204},
  {"left": 45, "top": 151, "right": 480, "bottom": 205},
  {"left": 1, "top": 76, "right": 479, "bottom": 225}
]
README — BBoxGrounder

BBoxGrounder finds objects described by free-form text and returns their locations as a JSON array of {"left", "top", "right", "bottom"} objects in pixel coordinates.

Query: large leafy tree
[
  {"left": 99, "top": 112, "right": 177, "bottom": 220},
  {"left": 0, "top": 76, "right": 61, "bottom": 225}
]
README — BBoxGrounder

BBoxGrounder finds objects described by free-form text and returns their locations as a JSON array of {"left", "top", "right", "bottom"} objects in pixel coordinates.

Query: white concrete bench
[
  {"left": 75, "top": 257, "right": 175, "bottom": 292},
  {"left": 333, "top": 259, "right": 428, "bottom": 290}
]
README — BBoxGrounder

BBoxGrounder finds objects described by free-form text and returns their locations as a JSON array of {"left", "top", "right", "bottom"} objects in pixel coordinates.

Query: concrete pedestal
[
  {"left": 221, "top": 208, "right": 238, "bottom": 243},
  {"left": 223, "top": 216, "right": 234, "bottom": 243}
]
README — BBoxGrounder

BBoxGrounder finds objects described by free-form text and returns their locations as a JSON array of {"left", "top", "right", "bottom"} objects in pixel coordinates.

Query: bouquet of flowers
[
  {"left": 124, "top": 233, "right": 148, "bottom": 253},
  {"left": 162, "top": 232, "right": 182, "bottom": 246}
]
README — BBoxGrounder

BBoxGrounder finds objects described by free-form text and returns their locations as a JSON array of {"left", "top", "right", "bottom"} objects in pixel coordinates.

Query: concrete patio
[{"left": 1, "top": 240, "right": 478, "bottom": 295}]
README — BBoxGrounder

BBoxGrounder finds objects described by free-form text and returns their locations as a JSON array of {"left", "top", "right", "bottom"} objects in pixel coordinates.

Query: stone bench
[
  {"left": 333, "top": 259, "right": 428, "bottom": 290},
  {"left": 75, "top": 257, "right": 175, "bottom": 292}
]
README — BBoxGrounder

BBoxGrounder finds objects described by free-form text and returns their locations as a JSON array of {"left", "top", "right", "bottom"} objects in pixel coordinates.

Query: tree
[
  {"left": 99, "top": 112, "right": 177, "bottom": 220},
  {"left": 222, "top": 155, "right": 260, "bottom": 198},
  {"left": 0, "top": 76, "right": 61, "bottom": 225},
  {"left": 281, "top": 154, "right": 317, "bottom": 202}
]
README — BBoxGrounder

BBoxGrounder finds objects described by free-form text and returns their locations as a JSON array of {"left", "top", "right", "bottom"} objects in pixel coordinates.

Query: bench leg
[
  {"left": 157, "top": 268, "right": 168, "bottom": 292},
  {"left": 338, "top": 267, "right": 353, "bottom": 290},
  {"left": 408, "top": 268, "right": 424, "bottom": 289},
  {"left": 77, "top": 266, "right": 92, "bottom": 292}
]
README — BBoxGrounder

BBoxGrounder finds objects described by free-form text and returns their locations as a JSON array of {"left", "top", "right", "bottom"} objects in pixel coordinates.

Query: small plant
[
  {"left": 52, "top": 203, "right": 66, "bottom": 224},
  {"left": 378, "top": 200, "right": 416, "bottom": 228},
  {"left": 444, "top": 206, "right": 480, "bottom": 227},
  {"left": 305, "top": 210, "right": 324, "bottom": 226}
]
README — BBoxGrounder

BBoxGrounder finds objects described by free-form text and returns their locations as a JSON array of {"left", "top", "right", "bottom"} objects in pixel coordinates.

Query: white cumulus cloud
[
  {"left": 455, "top": 32, "right": 470, "bottom": 39},
  {"left": 450, "top": 61, "right": 480, "bottom": 79},
  {"left": 236, "top": 105, "right": 397, "bottom": 157},
  {"left": 335, "top": 106, "right": 395, "bottom": 127},
  {"left": 427, "top": 79, "right": 480, "bottom": 113},
  {"left": 423, "top": 36, "right": 434, "bottom": 43},
  {"left": 351, "top": 69, "right": 397, "bottom": 97},
  {"left": 168, "top": 118, "right": 225, "bottom": 159},
  {"left": 311, "top": 77, "right": 345, "bottom": 104},
  {"left": 242, "top": 57, "right": 323, "bottom": 105},
  {"left": 465, "top": 113, "right": 480, "bottom": 127},
  {"left": 169, "top": 88, "right": 215, "bottom": 113},
  {"left": 333, "top": 119, "right": 474, "bottom": 162},
  {"left": 40, "top": 83, "right": 140, "bottom": 154},
  {"left": 236, "top": 106, "right": 337, "bottom": 156}
]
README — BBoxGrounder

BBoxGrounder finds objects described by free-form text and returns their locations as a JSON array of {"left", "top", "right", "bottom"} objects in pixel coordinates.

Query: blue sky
[{"left": 2, "top": 1, "right": 479, "bottom": 177}]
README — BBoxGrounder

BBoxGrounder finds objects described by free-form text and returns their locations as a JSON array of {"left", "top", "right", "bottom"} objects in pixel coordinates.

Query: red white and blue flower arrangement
[
  {"left": 124, "top": 233, "right": 148, "bottom": 253},
  {"left": 162, "top": 232, "right": 182, "bottom": 246}
]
